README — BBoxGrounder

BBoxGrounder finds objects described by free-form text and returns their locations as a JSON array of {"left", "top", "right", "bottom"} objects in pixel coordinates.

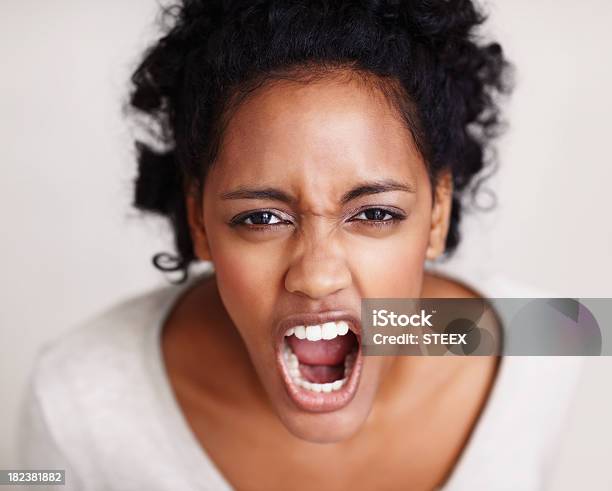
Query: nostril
[{"left": 284, "top": 256, "right": 352, "bottom": 299}]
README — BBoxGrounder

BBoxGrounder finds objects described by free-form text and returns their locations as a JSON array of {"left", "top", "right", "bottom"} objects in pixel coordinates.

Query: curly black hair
[{"left": 129, "top": 0, "right": 512, "bottom": 281}]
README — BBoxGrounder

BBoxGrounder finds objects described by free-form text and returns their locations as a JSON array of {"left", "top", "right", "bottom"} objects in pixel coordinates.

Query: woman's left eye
[{"left": 351, "top": 208, "right": 397, "bottom": 222}]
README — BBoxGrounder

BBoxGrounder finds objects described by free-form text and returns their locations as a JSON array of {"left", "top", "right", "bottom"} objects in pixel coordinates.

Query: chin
[{"left": 272, "top": 377, "right": 380, "bottom": 443}]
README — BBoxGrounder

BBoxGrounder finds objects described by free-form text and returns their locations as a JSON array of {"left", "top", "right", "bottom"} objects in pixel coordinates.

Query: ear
[
  {"left": 186, "top": 185, "right": 212, "bottom": 262},
  {"left": 426, "top": 170, "right": 453, "bottom": 261}
]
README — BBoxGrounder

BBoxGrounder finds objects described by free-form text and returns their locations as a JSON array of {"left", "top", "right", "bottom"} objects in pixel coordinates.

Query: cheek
[
  {"left": 203, "top": 198, "right": 432, "bottom": 327},
  {"left": 206, "top": 226, "right": 283, "bottom": 334},
  {"left": 348, "top": 216, "right": 431, "bottom": 298}
]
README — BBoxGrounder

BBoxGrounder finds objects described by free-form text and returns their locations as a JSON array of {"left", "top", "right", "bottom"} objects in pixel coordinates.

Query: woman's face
[{"left": 188, "top": 73, "right": 451, "bottom": 443}]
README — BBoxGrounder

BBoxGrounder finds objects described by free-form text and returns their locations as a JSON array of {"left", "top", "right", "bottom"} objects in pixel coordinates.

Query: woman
[{"left": 19, "top": 1, "right": 584, "bottom": 490}]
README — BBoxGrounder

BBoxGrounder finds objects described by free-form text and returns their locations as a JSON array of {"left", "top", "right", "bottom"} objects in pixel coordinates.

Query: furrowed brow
[
  {"left": 220, "top": 187, "right": 296, "bottom": 204},
  {"left": 340, "top": 179, "right": 415, "bottom": 205}
]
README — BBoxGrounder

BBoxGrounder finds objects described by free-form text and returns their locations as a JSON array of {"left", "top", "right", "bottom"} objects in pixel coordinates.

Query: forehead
[{"left": 209, "top": 75, "right": 425, "bottom": 193}]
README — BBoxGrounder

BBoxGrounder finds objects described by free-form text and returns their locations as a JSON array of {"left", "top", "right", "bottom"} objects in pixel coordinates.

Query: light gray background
[{"left": 1, "top": 0, "right": 611, "bottom": 488}]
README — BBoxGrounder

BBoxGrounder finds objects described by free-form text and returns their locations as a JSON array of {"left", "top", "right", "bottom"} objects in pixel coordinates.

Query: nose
[{"left": 284, "top": 237, "right": 352, "bottom": 300}]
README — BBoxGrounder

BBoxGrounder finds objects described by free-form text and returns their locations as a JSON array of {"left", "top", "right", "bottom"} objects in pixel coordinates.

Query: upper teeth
[{"left": 285, "top": 321, "right": 350, "bottom": 341}]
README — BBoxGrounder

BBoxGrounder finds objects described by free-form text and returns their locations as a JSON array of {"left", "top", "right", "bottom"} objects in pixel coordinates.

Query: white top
[{"left": 18, "top": 270, "right": 585, "bottom": 491}]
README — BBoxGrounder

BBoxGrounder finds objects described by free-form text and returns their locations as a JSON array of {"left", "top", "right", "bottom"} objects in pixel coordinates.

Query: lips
[{"left": 275, "top": 311, "right": 363, "bottom": 412}]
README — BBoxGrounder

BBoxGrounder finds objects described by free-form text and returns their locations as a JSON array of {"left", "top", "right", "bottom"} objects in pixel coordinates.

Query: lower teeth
[{"left": 283, "top": 345, "right": 356, "bottom": 393}]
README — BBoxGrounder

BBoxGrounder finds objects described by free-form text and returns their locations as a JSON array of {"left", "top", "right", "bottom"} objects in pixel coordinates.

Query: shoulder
[
  {"left": 21, "top": 283, "right": 183, "bottom": 462},
  {"left": 422, "top": 271, "right": 480, "bottom": 298},
  {"left": 424, "top": 261, "right": 559, "bottom": 299},
  {"left": 30, "top": 283, "right": 180, "bottom": 392},
  {"left": 444, "top": 356, "right": 586, "bottom": 490}
]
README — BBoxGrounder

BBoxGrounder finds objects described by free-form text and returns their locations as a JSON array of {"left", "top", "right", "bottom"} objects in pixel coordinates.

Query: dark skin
[
  {"left": 162, "top": 272, "right": 498, "bottom": 491},
  {"left": 161, "top": 73, "right": 500, "bottom": 490}
]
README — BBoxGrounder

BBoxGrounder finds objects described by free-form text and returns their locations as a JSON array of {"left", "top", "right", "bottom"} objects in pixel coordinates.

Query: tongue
[
  {"left": 287, "top": 334, "right": 355, "bottom": 365},
  {"left": 299, "top": 364, "right": 344, "bottom": 384},
  {"left": 287, "top": 334, "right": 356, "bottom": 384}
]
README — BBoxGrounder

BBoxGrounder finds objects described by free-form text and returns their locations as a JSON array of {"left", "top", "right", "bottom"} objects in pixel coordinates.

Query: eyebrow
[
  {"left": 220, "top": 178, "right": 415, "bottom": 205},
  {"left": 339, "top": 179, "right": 416, "bottom": 204}
]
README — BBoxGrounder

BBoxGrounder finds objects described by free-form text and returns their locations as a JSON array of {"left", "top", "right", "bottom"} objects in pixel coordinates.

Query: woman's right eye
[{"left": 232, "top": 211, "right": 290, "bottom": 227}]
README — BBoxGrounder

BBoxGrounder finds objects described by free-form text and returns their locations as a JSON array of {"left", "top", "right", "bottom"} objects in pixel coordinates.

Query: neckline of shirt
[{"left": 143, "top": 269, "right": 514, "bottom": 491}]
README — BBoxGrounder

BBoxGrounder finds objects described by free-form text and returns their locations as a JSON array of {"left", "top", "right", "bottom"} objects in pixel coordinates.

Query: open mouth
[{"left": 276, "top": 316, "right": 362, "bottom": 412}]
